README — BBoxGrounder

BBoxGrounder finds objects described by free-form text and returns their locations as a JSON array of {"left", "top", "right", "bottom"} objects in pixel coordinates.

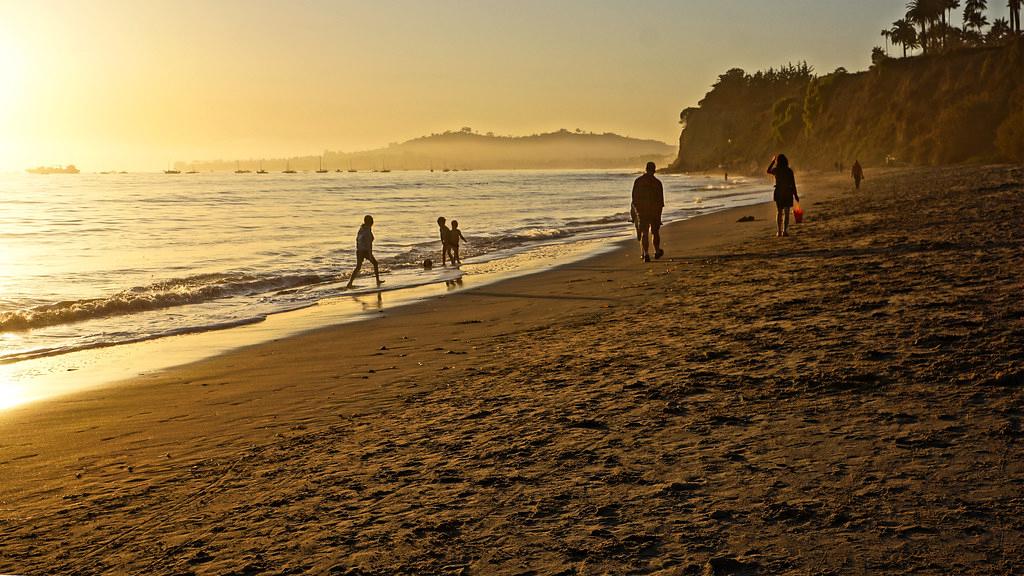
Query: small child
[
  {"left": 449, "top": 220, "right": 468, "bottom": 264},
  {"left": 345, "top": 215, "right": 382, "bottom": 288},
  {"left": 437, "top": 216, "right": 454, "bottom": 265}
]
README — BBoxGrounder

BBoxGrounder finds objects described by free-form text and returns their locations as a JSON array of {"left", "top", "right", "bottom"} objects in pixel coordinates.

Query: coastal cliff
[{"left": 669, "top": 40, "right": 1024, "bottom": 173}]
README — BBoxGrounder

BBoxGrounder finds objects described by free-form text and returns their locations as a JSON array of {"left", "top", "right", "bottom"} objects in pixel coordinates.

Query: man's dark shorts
[{"left": 636, "top": 212, "right": 661, "bottom": 233}]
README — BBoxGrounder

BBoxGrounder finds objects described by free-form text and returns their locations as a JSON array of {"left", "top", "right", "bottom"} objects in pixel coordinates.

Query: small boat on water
[
  {"left": 316, "top": 157, "right": 328, "bottom": 174},
  {"left": 164, "top": 169, "right": 181, "bottom": 174},
  {"left": 234, "top": 161, "right": 251, "bottom": 174},
  {"left": 27, "top": 165, "right": 79, "bottom": 174},
  {"left": 256, "top": 161, "right": 267, "bottom": 174},
  {"left": 282, "top": 161, "right": 296, "bottom": 174}
]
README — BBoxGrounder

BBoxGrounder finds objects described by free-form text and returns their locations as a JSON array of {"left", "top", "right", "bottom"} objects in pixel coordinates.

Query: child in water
[
  {"left": 449, "top": 220, "right": 468, "bottom": 264},
  {"left": 437, "top": 216, "right": 453, "bottom": 265},
  {"left": 345, "top": 215, "right": 383, "bottom": 289}
]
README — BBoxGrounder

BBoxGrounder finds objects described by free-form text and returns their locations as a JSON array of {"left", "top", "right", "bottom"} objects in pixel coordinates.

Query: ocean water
[{"left": 0, "top": 170, "right": 769, "bottom": 363}]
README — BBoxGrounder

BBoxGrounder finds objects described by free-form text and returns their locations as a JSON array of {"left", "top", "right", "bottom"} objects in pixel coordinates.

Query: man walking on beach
[
  {"left": 852, "top": 160, "right": 864, "bottom": 190},
  {"left": 631, "top": 161, "right": 665, "bottom": 262}
]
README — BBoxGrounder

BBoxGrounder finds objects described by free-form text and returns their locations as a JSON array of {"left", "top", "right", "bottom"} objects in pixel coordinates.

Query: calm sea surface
[{"left": 0, "top": 170, "right": 769, "bottom": 363}]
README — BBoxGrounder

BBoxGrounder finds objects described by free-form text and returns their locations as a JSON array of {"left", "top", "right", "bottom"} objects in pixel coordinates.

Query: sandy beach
[{"left": 1, "top": 165, "right": 1022, "bottom": 574}]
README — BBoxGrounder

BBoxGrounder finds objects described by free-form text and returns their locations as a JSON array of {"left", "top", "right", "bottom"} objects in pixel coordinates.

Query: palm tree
[
  {"left": 988, "top": 16, "right": 1012, "bottom": 42},
  {"left": 962, "top": 0, "right": 989, "bottom": 44},
  {"left": 1010, "top": 0, "right": 1022, "bottom": 35},
  {"left": 964, "top": 0, "right": 990, "bottom": 31},
  {"left": 938, "top": 0, "right": 962, "bottom": 48},
  {"left": 892, "top": 18, "right": 921, "bottom": 57},
  {"left": 906, "top": 0, "right": 942, "bottom": 53},
  {"left": 881, "top": 28, "right": 893, "bottom": 54},
  {"left": 909, "top": 0, "right": 937, "bottom": 52}
]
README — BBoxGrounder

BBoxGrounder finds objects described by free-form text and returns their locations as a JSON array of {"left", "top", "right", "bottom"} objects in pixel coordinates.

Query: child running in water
[
  {"left": 345, "top": 215, "right": 383, "bottom": 288},
  {"left": 449, "top": 220, "right": 467, "bottom": 264},
  {"left": 437, "top": 216, "right": 454, "bottom": 265}
]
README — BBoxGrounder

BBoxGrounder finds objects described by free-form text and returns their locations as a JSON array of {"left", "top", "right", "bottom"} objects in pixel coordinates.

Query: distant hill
[
  {"left": 667, "top": 40, "right": 1024, "bottom": 173},
  {"left": 180, "top": 129, "right": 674, "bottom": 172}
]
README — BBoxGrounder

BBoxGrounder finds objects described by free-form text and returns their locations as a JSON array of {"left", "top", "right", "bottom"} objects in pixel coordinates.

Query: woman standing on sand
[{"left": 767, "top": 154, "right": 800, "bottom": 237}]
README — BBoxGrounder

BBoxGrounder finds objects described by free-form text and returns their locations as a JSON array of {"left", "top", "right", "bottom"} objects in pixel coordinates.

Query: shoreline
[
  {"left": 0, "top": 184, "right": 770, "bottom": 411},
  {"left": 0, "top": 168, "right": 772, "bottom": 380},
  {"left": 3, "top": 165, "right": 1020, "bottom": 574}
]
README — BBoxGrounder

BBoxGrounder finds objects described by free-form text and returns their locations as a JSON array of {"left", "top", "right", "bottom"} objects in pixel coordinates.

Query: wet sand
[{"left": 1, "top": 165, "right": 1022, "bottom": 574}]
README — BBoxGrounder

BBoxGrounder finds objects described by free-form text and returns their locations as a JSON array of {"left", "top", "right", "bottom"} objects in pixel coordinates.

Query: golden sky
[{"left": 1, "top": 0, "right": 997, "bottom": 171}]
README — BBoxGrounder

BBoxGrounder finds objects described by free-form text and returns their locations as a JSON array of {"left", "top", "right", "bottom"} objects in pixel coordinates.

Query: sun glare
[
  {"left": 0, "top": 364, "right": 30, "bottom": 411},
  {"left": 0, "top": 28, "right": 28, "bottom": 167}
]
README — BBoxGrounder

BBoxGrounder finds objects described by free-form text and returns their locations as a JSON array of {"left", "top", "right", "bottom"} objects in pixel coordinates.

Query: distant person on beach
[
  {"left": 345, "top": 215, "right": 382, "bottom": 288},
  {"left": 631, "top": 161, "right": 664, "bottom": 262},
  {"left": 767, "top": 154, "right": 800, "bottom": 237},
  {"left": 437, "top": 216, "right": 453, "bottom": 266},
  {"left": 449, "top": 220, "right": 467, "bottom": 264},
  {"left": 852, "top": 160, "right": 864, "bottom": 190}
]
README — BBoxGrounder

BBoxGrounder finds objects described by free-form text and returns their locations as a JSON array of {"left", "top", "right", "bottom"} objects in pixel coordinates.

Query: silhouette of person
[
  {"left": 437, "top": 216, "right": 454, "bottom": 266},
  {"left": 767, "top": 154, "right": 800, "bottom": 237},
  {"left": 852, "top": 160, "right": 864, "bottom": 190},
  {"left": 631, "top": 161, "right": 664, "bottom": 262},
  {"left": 345, "top": 215, "right": 383, "bottom": 288},
  {"left": 449, "top": 220, "right": 467, "bottom": 264}
]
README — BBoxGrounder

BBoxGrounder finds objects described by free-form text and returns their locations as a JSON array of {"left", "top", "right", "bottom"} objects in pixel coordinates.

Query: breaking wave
[{"left": 0, "top": 272, "right": 331, "bottom": 332}]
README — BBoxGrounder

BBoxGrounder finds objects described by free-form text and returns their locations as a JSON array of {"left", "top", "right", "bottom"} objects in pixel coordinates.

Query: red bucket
[{"left": 793, "top": 202, "right": 804, "bottom": 224}]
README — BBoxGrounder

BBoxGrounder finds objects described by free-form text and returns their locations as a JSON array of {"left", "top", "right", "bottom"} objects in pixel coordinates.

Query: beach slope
[{"left": 1, "top": 165, "right": 1022, "bottom": 574}]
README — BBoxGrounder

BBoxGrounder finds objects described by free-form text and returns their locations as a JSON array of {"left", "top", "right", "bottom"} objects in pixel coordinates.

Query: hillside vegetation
[{"left": 668, "top": 40, "right": 1024, "bottom": 173}]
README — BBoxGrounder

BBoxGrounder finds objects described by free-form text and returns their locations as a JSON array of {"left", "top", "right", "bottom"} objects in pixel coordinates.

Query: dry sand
[{"left": 1, "top": 165, "right": 1022, "bottom": 575}]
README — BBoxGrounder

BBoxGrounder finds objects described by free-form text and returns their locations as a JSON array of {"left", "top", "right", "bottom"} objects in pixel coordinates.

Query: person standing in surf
[
  {"left": 767, "top": 154, "right": 800, "bottom": 237},
  {"left": 436, "top": 216, "right": 454, "bottom": 266},
  {"left": 631, "top": 161, "right": 664, "bottom": 262},
  {"left": 345, "top": 215, "right": 383, "bottom": 289},
  {"left": 449, "top": 220, "right": 468, "bottom": 264}
]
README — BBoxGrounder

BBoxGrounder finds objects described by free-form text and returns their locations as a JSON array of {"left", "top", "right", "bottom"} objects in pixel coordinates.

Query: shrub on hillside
[
  {"left": 996, "top": 109, "right": 1024, "bottom": 162},
  {"left": 771, "top": 98, "right": 805, "bottom": 146},
  {"left": 928, "top": 95, "right": 1003, "bottom": 163}
]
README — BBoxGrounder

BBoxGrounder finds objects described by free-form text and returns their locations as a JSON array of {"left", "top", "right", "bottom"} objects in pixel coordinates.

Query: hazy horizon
[{"left": 1, "top": 0, "right": 1014, "bottom": 171}]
